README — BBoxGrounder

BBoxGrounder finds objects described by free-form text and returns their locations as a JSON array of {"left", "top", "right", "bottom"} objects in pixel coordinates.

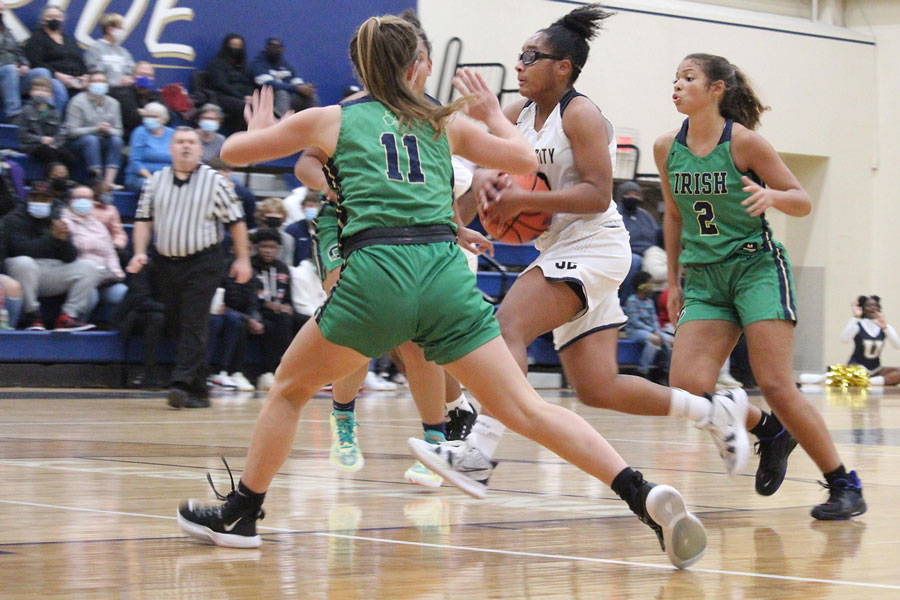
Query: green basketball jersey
[
  {"left": 324, "top": 96, "right": 454, "bottom": 240},
  {"left": 667, "top": 119, "right": 775, "bottom": 264}
]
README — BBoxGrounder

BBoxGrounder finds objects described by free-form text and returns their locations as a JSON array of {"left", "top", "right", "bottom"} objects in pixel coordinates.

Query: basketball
[{"left": 480, "top": 173, "right": 553, "bottom": 244}]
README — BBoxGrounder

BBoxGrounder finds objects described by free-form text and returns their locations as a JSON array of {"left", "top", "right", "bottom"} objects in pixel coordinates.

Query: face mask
[
  {"left": 50, "top": 177, "right": 68, "bottom": 192},
  {"left": 89, "top": 82, "right": 108, "bottom": 96},
  {"left": 264, "top": 217, "right": 282, "bottom": 229},
  {"left": 199, "top": 119, "right": 219, "bottom": 133},
  {"left": 142, "top": 117, "right": 160, "bottom": 130},
  {"left": 27, "top": 202, "right": 52, "bottom": 219},
  {"left": 32, "top": 92, "right": 52, "bottom": 103},
  {"left": 110, "top": 28, "right": 125, "bottom": 43},
  {"left": 45, "top": 19, "right": 62, "bottom": 31},
  {"left": 134, "top": 76, "right": 154, "bottom": 90},
  {"left": 229, "top": 47, "right": 244, "bottom": 61},
  {"left": 303, "top": 207, "right": 318, "bottom": 222},
  {"left": 71, "top": 198, "right": 94, "bottom": 216},
  {"left": 265, "top": 49, "right": 283, "bottom": 62},
  {"left": 622, "top": 197, "right": 639, "bottom": 212}
]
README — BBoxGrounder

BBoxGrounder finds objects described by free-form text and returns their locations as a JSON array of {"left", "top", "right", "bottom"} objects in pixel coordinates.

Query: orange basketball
[{"left": 481, "top": 173, "right": 552, "bottom": 244}]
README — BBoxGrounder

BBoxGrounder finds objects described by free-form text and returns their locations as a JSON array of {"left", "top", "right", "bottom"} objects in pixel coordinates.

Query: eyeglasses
[{"left": 517, "top": 50, "right": 564, "bottom": 66}]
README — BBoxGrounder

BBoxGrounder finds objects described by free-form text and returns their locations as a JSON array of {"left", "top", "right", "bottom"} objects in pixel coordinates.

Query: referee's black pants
[{"left": 153, "top": 246, "right": 224, "bottom": 396}]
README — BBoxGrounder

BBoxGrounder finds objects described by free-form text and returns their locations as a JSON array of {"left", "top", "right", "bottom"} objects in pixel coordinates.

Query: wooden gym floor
[{"left": 1, "top": 384, "right": 898, "bottom": 598}]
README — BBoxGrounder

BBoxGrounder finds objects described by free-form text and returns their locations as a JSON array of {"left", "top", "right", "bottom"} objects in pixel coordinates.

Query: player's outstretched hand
[{"left": 453, "top": 68, "right": 501, "bottom": 124}]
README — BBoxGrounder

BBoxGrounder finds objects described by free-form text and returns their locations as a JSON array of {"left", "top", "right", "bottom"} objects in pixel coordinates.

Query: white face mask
[{"left": 110, "top": 28, "right": 125, "bottom": 43}]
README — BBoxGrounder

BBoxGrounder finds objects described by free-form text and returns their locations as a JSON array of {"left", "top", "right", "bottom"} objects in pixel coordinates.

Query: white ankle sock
[
  {"left": 870, "top": 375, "right": 885, "bottom": 386},
  {"left": 445, "top": 393, "right": 473, "bottom": 413},
  {"left": 799, "top": 373, "right": 827, "bottom": 384},
  {"left": 668, "top": 388, "right": 711, "bottom": 425},
  {"left": 466, "top": 414, "right": 506, "bottom": 459}
]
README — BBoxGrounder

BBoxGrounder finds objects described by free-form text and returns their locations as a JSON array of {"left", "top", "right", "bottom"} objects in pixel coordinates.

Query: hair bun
[{"left": 553, "top": 4, "right": 612, "bottom": 42}]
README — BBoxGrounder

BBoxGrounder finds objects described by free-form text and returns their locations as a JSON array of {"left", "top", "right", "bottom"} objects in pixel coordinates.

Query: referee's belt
[{"left": 341, "top": 224, "right": 456, "bottom": 259}]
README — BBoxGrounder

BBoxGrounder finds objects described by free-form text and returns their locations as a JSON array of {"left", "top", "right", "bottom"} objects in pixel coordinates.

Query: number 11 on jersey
[{"left": 380, "top": 133, "right": 426, "bottom": 184}]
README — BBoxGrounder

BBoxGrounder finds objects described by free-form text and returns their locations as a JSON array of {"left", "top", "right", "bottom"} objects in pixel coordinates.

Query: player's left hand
[
  {"left": 740, "top": 176, "right": 777, "bottom": 217},
  {"left": 453, "top": 68, "right": 502, "bottom": 124},
  {"left": 230, "top": 257, "right": 252, "bottom": 283},
  {"left": 457, "top": 226, "right": 494, "bottom": 257},
  {"left": 244, "top": 86, "right": 278, "bottom": 131},
  {"left": 481, "top": 177, "right": 526, "bottom": 226}
]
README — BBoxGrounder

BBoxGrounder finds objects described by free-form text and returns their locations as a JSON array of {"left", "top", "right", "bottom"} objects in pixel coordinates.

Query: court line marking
[{"left": 2, "top": 498, "right": 898, "bottom": 591}]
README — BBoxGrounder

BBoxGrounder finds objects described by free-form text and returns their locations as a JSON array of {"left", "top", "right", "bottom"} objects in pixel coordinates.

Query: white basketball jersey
[{"left": 516, "top": 90, "right": 621, "bottom": 251}]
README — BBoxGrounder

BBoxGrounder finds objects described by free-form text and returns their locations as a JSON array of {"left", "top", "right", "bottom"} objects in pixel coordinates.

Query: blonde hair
[
  {"left": 100, "top": 13, "right": 123, "bottom": 32},
  {"left": 353, "top": 16, "right": 463, "bottom": 138},
  {"left": 255, "top": 197, "right": 287, "bottom": 220}
]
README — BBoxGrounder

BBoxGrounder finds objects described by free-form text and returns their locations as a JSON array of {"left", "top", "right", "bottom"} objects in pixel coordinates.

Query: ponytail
[
  {"left": 354, "top": 16, "right": 462, "bottom": 138},
  {"left": 685, "top": 53, "right": 769, "bottom": 130}
]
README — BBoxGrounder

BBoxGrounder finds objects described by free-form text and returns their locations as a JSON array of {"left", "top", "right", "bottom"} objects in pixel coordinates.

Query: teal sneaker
[{"left": 330, "top": 411, "right": 364, "bottom": 472}]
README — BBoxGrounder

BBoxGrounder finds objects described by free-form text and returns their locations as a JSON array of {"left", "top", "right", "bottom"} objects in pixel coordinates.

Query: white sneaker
[
  {"left": 407, "top": 438, "right": 495, "bottom": 499},
  {"left": 698, "top": 389, "right": 750, "bottom": 476},
  {"left": 208, "top": 371, "right": 238, "bottom": 391},
  {"left": 363, "top": 371, "right": 398, "bottom": 391},
  {"left": 256, "top": 372, "right": 275, "bottom": 391},
  {"left": 644, "top": 485, "right": 708, "bottom": 569},
  {"left": 715, "top": 371, "right": 744, "bottom": 390},
  {"left": 230, "top": 372, "right": 255, "bottom": 392}
]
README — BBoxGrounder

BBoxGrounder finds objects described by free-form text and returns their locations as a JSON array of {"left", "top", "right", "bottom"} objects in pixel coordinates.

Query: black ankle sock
[
  {"left": 423, "top": 421, "right": 446, "bottom": 436},
  {"left": 749, "top": 411, "right": 782, "bottom": 439},
  {"left": 611, "top": 467, "right": 641, "bottom": 502},
  {"left": 333, "top": 398, "right": 356, "bottom": 413},
  {"left": 236, "top": 480, "right": 266, "bottom": 508},
  {"left": 824, "top": 464, "right": 848, "bottom": 485}
]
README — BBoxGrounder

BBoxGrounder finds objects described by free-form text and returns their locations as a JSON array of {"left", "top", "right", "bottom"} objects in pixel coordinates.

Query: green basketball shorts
[
  {"left": 679, "top": 241, "right": 797, "bottom": 327},
  {"left": 316, "top": 242, "right": 500, "bottom": 364},
  {"left": 313, "top": 203, "right": 342, "bottom": 281}
]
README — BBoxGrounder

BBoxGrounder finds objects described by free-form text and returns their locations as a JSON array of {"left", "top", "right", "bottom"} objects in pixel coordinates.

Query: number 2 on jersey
[
  {"left": 380, "top": 133, "right": 425, "bottom": 184},
  {"left": 692, "top": 200, "right": 719, "bottom": 236}
]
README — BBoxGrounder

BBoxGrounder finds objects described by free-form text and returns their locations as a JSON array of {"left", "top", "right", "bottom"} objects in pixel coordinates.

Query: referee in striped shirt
[{"left": 127, "top": 127, "right": 252, "bottom": 409}]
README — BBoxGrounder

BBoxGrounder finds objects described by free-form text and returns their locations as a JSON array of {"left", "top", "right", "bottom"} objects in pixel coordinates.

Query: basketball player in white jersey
[{"left": 418, "top": 4, "right": 757, "bottom": 497}]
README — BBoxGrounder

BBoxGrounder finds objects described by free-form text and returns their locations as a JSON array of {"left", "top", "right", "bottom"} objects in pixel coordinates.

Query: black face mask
[
  {"left": 45, "top": 19, "right": 62, "bottom": 31},
  {"left": 622, "top": 197, "right": 639, "bottom": 212},
  {"left": 50, "top": 177, "right": 68, "bottom": 192},
  {"left": 265, "top": 49, "right": 283, "bottom": 63},
  {"left": 228, "top": 47, "right": 245, "bottom": 61},
  {"left": 264, "top": 217, "right": 282, "bottom": 229}
]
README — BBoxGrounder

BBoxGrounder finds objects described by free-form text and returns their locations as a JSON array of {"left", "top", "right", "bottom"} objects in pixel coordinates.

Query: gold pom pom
[{"left": 825, "top": 364, "right": 870, "bottom": 388}]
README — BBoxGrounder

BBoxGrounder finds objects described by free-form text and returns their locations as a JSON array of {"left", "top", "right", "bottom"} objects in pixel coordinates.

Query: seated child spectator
[
  {"left": 284, "top": 194, "right": 320, "bottom": 266},
  {"left": 251, "top": 228, "right": 307, "bottom": 391},
  {"left": 16, "top": 77, "right": 78, "bottom": 172},
  {"left": 623, "top": 271, "right": 671, "bottom": 379},
  {"left": 196, "top": 103, "right": 226, "bottom": 163},
  {"left": 124, "top": 101, "right": 173, "bottom": 192}
]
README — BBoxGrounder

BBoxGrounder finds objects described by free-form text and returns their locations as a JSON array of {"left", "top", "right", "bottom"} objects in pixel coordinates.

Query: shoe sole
[
  {"left": 645, "top": 485, "right": 707, "bottom": 569},
  {"left": 51, "top": 325, "right": 96, "bottom": 332},
  {"left": 176, "top": 507, "right": 261, "bottom": 548},
  {"left": 407, "top": 438, "right": 486, "bottom": 499},
  {"left": 713, "top": 388, "right": 751, "bottom": 477},
  {"left": 404, "top": 464, "right": 443, "bottom": 488}
]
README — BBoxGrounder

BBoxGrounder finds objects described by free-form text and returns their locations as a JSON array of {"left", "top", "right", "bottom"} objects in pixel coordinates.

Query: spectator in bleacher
[
  {"left": 623, "top": 271, "right": 671, "bottom": 380},
  {"left": 127, "top": 127, "right": 251, "bottom": 409},
  {"left": 2, "top": 189, "right": 98, "bottom": 331},
  {"left": 250, "top": 227, "right": 306, "bottom": 391},
  {"left": 0, "top": 0, "right": 31, "bottom": 122},
  {"left": 113, "top": 265, "right": 165, "bottom": 389},
  {"left": 16, "top": 77, "right": 79, "bottom": 172},
  {"left": 43, "top": 161, "right": 73, "bottom": 202},
  {"left": 124, "top": 102, "right": 173, "bottom": 192},
  {"left": 0, "top": 157, "right": 19, "bottom": 216},
  {"left": 284, "top": 194, "right": 321, "bottom": 266},
  {"left": 196, "top": 103, "right": 225, "bottom": 163},
  {"left": 90, "top": 180, "right": 128, "bottom": 256},
  {"left": 65, "top": 70, "right": 123, "bottom": 192},
  {"left": 111, "top": 61, "right": 164, "bottom": 141},
  {"left": 207, "top": 251, "right": 259, "bottom": 392},
  {"left": 204, "top": 34, "right": 254, "bottom": 133},
  {"left": 250, "top": 37, "right": 319, "bottom": 116},
  {"left": 206, "top": 157, "right": 256, "bottom": 230},
  {"left": 62, "top": 185, "right": 126, "bottom": 321},
  {"left": 616, "top": 181, "right": 661, "bottom": 302},
  {"left": 251, "top": 197, "right": 294, "bottom": 266},
  {"left": 84, "top": 13, "right": 134, "bottom": 92},
  {"left": 24, "top": 5, "right": 87, "bottom": 109}
]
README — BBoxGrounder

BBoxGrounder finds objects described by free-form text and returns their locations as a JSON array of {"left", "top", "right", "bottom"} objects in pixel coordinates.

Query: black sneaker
[
  {"left": 620, "top": 471, "right": 708, "bottom": 569},
  {"left": 811, "top": 471, "right": 867, "bottom": 520},
  {"left": 177, "top": 458, "right": 265, "bottom": 548},
  {"left": 168, "top": 386, "right": 211, "bottom": 409},
  {"left": 754, "top": 423, "right": 798, "bottom": 496},
  {"left": 446, "top": 405, "right": 477, "bottom": 441}
]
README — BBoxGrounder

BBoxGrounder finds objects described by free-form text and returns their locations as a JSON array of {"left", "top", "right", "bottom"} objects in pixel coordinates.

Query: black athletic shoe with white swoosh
[{"left": 177, "top": 458, "right": 265, "bottom": 548}]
